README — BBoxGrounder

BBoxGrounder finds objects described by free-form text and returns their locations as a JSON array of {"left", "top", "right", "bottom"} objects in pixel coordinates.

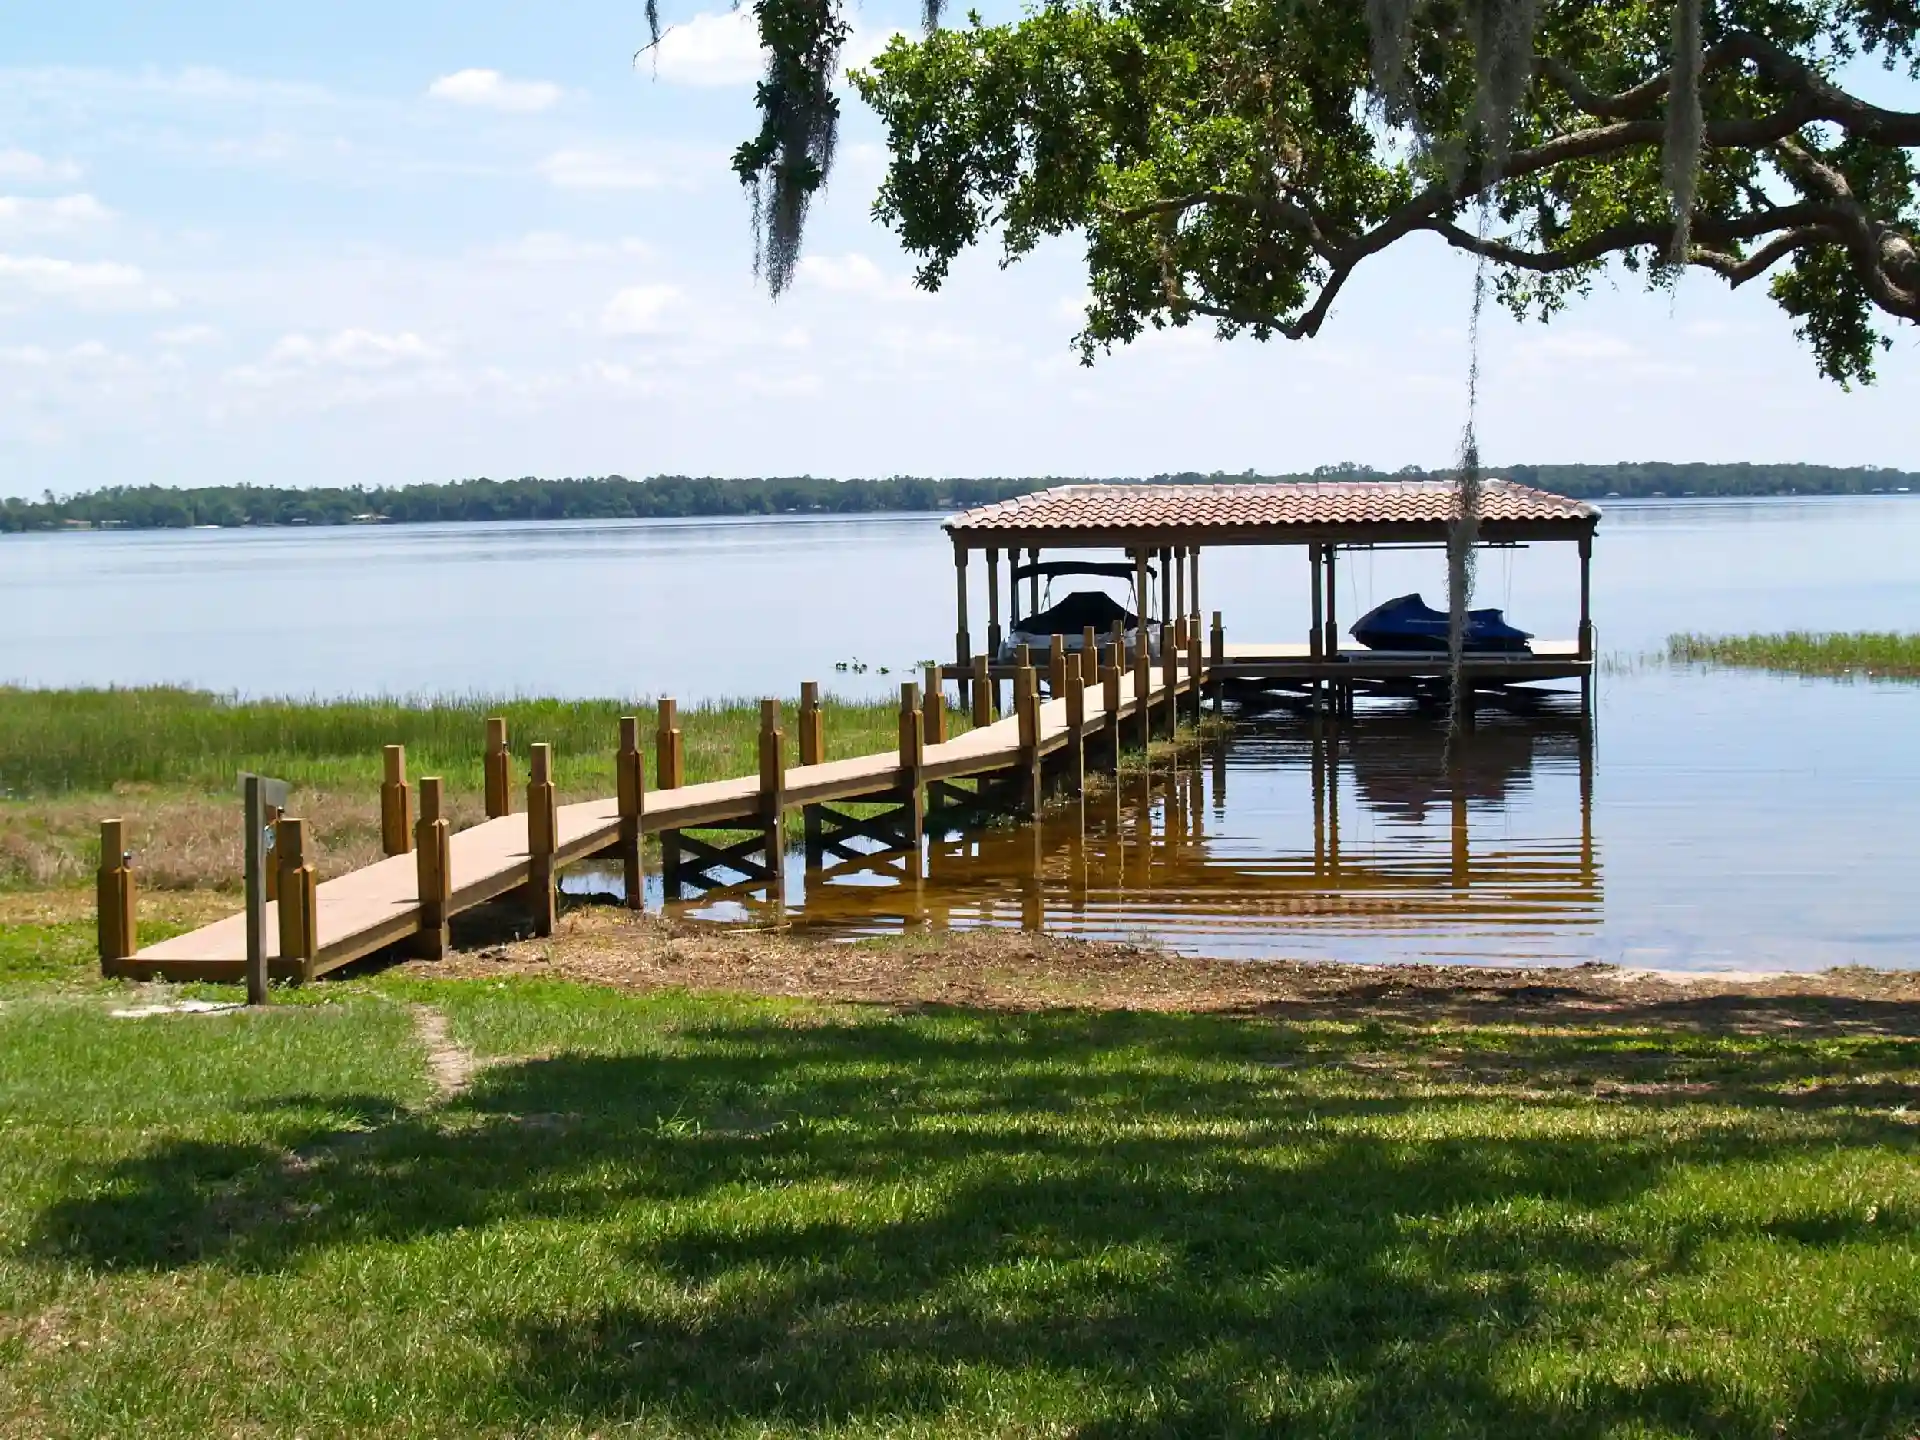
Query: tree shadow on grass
[{"left": 30, "top": 1007, "right": 1920, "bottom": 1435}]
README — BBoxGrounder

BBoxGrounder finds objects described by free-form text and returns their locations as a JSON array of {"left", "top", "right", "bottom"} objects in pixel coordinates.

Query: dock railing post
[
  {"left": 656, "top": 699, "right": 683, "bottom": 900},
  {"left": 1161, "top": 625, "right": 1180, "bottom": 738},
  {"left": 1210, "top": 611, "right": 1226, "bottom": 713},
  {"left": 484, "top": 717, "right": 512, "bottom": 818},
  {"left": 1081, "top": 625, "right": 1098, "bottom": 686},
  {"left": 527, "top": 743, "right": 557, "bottom": 938},
  {"left": 96, "top": 819, "right": 136, "bottom": 977},
  {"left": 971, "top": 653, "right": 993, "bottom": 727},
  {"left": 243, "top": 773, "right": 270, "bottom": 1006},
  {"left": 1101, "top": 644, "right": 1122, "bottom": 772},
  {"left": 1049, "top": 633, "right": 1067, "bottom": 697},
  {"left": 922, "top": 663, "right": 947, "bottom": 746},
  {"left": 758, "top": 700, "right": 787, "bottom": 907},
  {"left": 617, "top": 716, "right": 646, "bottom": 911},
  {"left": 413, "top": 776, "right": 451, "bottom": 960},
  {"left": 1187, "top": 616, "right": 1203, "bottom": 720},
  {"left": 799, "top": 682, "right": 825, "bottom": 867},
  {"left": 275, "top": 816, "right": 319, "bottom": 981},
  {"left": 1015, "top": 660, "right": 1041, "bottom": 818},
  {"left": 380, "top": 744, "right": 412, "bottom": 856},
  {"left": 1134, "top": 643, "right": 1153, "bottom": 752},
  {"left": 898, "top": 682, "right": 926, "bottom": 847},
  {"left": 1065, "top": 662, "right": 1086, "bottom": 796}
]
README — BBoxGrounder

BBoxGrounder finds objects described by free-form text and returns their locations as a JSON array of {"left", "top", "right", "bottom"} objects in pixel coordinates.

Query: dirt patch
[
  {"left": 395, "top": 905, "right": 1920, "bottom": 1036},
  {"left": 411, "top": 1005, "right": 480, "bottom": 1102}
]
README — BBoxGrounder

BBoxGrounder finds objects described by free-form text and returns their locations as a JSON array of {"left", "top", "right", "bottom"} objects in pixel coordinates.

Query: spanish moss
[
  {"left": 1468, "top": 0, "right": 1540, "bottom": 176},
  {"left": 1447, "top": 202, "right": 1493, "bottom": 746},
  {"left": 1664, "top": 0, "right": 1705, "bottom": 263},
  {"left": 1366, "top": 0, "right": 1419, "bottom": 124}
]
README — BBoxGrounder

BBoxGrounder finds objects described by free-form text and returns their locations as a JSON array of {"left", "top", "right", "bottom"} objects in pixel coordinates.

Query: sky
[{"left": 0, "top": 1, "right": 1915, "bottom": 498}]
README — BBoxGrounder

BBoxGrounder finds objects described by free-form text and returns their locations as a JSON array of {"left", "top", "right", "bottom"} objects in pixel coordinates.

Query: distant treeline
[{"left": 3, "top": 463, "right": 1914, "bottom": 533}]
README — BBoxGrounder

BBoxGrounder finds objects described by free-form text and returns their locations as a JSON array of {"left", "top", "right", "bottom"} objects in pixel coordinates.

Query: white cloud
[
  {"left": 602, "top": 284, "right": 685, "bottom": 335},
  {"left": 0, "top": 193, "right": 114, "bottom": 234},
  {"left": 265, "top": 329, "right": 442, "bottom": 368},
  {"left": 797, "top": 252, "right": 921, "bottom": 301},
  {"left": 156, "top": 324, "right": 220, "bottom": 347},
  {"left": 651, "top": 11, "right": 765, "bottom": 86},
  {"left": 489, "top": 231, "right": 655, "bottom": 264},
  {"left": 539, "top": 149, "right": 678, "bottom": 191},
  {"left": 426, "top": 68, "right": 563, "bottom": 113},
  {"left": 0, "top": 148, "right": 82, "bottom": 183},
  {"left": 0, "top": 253, "right": 174, "bottom": 309}
]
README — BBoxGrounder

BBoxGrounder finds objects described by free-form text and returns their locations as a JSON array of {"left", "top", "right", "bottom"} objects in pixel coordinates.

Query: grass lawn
[{"left": 2, "top": 952, "right": 1918, "bottom": 1437}]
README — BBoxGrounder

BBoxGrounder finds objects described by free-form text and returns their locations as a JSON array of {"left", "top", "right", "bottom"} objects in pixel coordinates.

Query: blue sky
[{"left": 0, "top": 0, "right": 1914, "bottom": 498}]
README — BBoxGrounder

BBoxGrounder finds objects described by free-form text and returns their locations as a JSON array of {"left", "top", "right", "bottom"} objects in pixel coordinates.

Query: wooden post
[
  {"left": 483, "top": 717, "right": 511, "bottom": 818},
  {"left": 656, "top": 698, "right": 683, "bottom": 898},
  {"left": 1065, "top": 664, "right": 1086, "bottom": 795},
  {"left": 1158, "top": 547, "right": 1173, "bottom": 642},
  {"left": 1210, "top": 610, "right": 1225, "bottom": 712},
  {"left": 971, "top": 653, "right": 993, "bottom": 727},
  {"left": 1134, "top": 646, "right": 1153, "bottom": 751},
  {"left": 898, "top": 682, "right": 926, "bottom": 846},
  {"left": 1309, "top": 543, "right": 1324, "bottom": 659},
  {"left": 1324, "top": 544, "right": 1340, "bottom": 661},
  {"left": 243, "top": 774, "right": 269, "bottom": 1006},
  {"left": 1014, "top": 662, "right": 1041, "bottom": 818},
  {"left": 954, "top": 544, "right": 971, "bottom": 704},
  {"left": 1010, "top": 548, "right": 1022, "bottom": 627},
  {"left": 1081, "top": 625, "right": 1098, "bottom": 686},
  {"left": 1187, "top": 613, "right": 1204, "bottom": 719},
  {"left": 1027, "top": 547, "right": 1041, "bottom": 615},
  {"left": 1100, "top": 644, "right": 1123, "bottom": 770},
  {"left": 1161, "top": 625, "right": 1180, "bottom": 738},
  {"left": 526, "top": 743, "right": 557, "bottom": 937},
  {"left": 798, "top": 681, "right": 826, "bottom": 766},
  {"left": 986, "top": 546, "right": 1003, "bottom": 657},
  {"left": 617, "top": 716, "right": 646, "bottom": 910},
  {"left": 1048, "top": 632, "right": 1066, "bottom": 697},
  {"left": 380, "top": 744, "right": 412, "bottom": 856},
  {"left": 922, "top": 663, "right": 947, "bottom": 746},
  {"left": 1189, "top": 547, "right": 1201, "bottom": 632},
  {"left": 413, "top": 776, "right": 451, "bottom": 960},
  {"left": 1132, "top": 549, "right": 1151, "bottom": 665},
  {"left": 1174, "top": 545, "right": 1187, "bottom": 632},
  {"left": 1578, "top": 532, "right": 1594, "bottom": 661},
  {"left": 96, "top": 819, "right": 136, "bottom": 976},
  {"left": 758, "top": 699, "right": 787, "bottom": 906},
  {"left": 275, "top": 816, "right": 319, "bottom": 981}
]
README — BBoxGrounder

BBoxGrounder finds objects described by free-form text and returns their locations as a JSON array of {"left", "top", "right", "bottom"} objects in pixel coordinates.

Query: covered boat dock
[{"left": 942, "top": 479, "right": 1600, "bottom": 714}]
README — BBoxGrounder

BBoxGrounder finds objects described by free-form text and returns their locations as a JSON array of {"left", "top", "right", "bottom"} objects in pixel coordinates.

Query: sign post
[{"left": 240, "top": 772, "right": 290, "bottom": 1006}]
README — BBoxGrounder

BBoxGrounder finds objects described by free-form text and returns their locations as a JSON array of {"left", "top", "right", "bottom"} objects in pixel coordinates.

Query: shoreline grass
[
  {"left": 1668, "top": 630, "right": 1920, "bottom": 678},
  {"left": 1, "top": 970, "right": 1917, "bottom": 1436}
]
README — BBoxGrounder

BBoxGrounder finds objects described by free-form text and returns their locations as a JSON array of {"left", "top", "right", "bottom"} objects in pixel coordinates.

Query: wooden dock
[{"left": 114, "top": 637, "right": 1207, "bottom": 984}]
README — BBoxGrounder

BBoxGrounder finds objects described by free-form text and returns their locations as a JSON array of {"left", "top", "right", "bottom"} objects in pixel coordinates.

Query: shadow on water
[
  {"left": 31, "top": 1007, "right": 1920, "bottom": 1433},
  {"left": 773, "top": 697, "right": 1601, "bottom": 962}
]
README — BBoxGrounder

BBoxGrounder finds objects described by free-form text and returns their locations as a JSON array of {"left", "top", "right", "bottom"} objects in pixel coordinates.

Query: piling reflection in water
[{"left": 747, "top": 701, "right": 1599, "bottom": 963}]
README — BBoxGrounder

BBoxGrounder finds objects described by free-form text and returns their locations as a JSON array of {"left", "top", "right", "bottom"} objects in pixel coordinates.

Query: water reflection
[{"left": 755, "top": 704, "right": 1599, "bottom": 963}]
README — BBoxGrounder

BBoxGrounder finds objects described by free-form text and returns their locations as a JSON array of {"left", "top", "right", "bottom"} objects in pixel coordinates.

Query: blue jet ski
[{"left": 1349, "top": 593, "right": 1533, "bottom": 654}]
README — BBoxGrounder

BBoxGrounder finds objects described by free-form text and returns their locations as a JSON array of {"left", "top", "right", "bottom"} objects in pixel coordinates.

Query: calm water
[{"left": 6, "top": 496, "right": 1918, "bottom": 971}]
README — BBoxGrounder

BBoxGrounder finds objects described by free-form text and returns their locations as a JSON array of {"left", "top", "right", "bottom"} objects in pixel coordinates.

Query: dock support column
[
  {"left": 1189, "top": 548, "right": 1201, "bottom": 635},
  {"left": 1187, "top": 616, "right": 1203, "bottom": 720},
  {"left": 1065, "top": 664, "right": 1086, "bottom": 796},
  {"left": 275, "top": 816, "right": 318, "bottom": 982},
  {"left": 1134, "top": 645, "right": 1153, "bottom": 752},
  {"left": 617, "top": 716, "right": 646, "bottom": 910},
  {"left": 1578, "top": 532, "right": 1594, "bottom": 717},
  {"left": 1101, "top": 645, "right": 1123, "bottom": 772},
  {"left": 1161, "top": 630, "right": 1179, "bottom": 740},
  {"left": 380, "top": 745, "right": 412, "bottom": 856},
  {"left": 1015, "top": 661, "right": 1041, "bottom": 818},
  {"left": 1174, "top": 546, "right": 1187, "bottom": 635},
  {"left": 656, "top": 700, "right": 684, "bottom": 900},
  {"left": 1132, "top": 550, "right": 1151, "bottom": 664},
  {"left": 758, "top": 700, "right": 787, "bottom": 908},
  {"left": 1309, "top": 543, "right": 1324, "bottom": 661},
  {"left": 527, "top": 744, "right": 557, "bottom": 938},
  {"left": 483, "top": 718, "right": 512, "bottom": 819},
  {"left": 971, "top": 654, "right": 993, "bottom": 727},
  {"left": 96, "top": 819, "right": 136, "bottom": 977},
  {"left": 986, "top": 547, "right": 1004, "bottom": 714},
  {"left": 898, "top": 684, "right": 926, "bottom": 847},
  {"left": 1080, "top": 625, "right": 1099, "bottom": 687},
  {"left": 922, "top": 664, "right": 947, "bottom": 746},
  {"left": 413, "top": 777, "right": 451, "bottom": 960},
  {"left": 954, "top": 546, "right": 971, "bottom": 708},
  {"left": 1324, "top": 544, "right": 1340, "bottom": 661},
  {"left": 1028, "top": 548, "right": 1041, "bottom": 616},
  {"left": 1210, "top": 611, "right": 1225, "bottom": 713},
  {"left": 1158, "top": 547, "right": 1173, "bottom": 643}
]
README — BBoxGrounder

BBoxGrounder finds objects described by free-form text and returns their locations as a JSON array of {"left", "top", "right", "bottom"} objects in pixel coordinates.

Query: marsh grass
[
  {"left": 1668, "top": 631, "right": 1920, "bottom": 678},
  {"left": 1, "top": 978, "right": 1917, "bottom": 1436},
  {"left": 0, "top": 687, "right": 971, "bottom": 891}
]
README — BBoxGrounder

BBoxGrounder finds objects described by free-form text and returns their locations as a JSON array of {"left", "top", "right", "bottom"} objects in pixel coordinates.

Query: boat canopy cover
[
  {"left": 1010, "top": 559, "right": 1151, "bottom": 583},
  {"left": 1349, "top": 593, "right": 1533, "bottom": 653},
  {"left": 1012, "top": 589, "right": 1138, "bottom": 636}
]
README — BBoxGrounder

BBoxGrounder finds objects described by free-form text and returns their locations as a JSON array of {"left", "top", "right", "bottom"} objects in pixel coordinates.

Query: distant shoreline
[{"left": 4, "top": 464, "right": 1916, "bottom": 534}]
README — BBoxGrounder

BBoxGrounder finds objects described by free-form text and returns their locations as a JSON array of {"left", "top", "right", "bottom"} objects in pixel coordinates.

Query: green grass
[
  {"left": 0, "top": 685, "right": 966, "bottom": 798},
  {"left": 2, "top": 976, "right": 1918, "bottom": 1437},
  {"left": 1668, "top": 631, "right": 1920, "bottom": 678}
]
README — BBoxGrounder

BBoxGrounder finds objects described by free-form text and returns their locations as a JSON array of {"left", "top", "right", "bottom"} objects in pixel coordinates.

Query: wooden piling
[
  {"left": 1064, "top": 664, "right": 1086, "bottom": 795},
  {"left": 953, "top": 545, "right": 971, "bottom": 706},
  {"left": 1210, "top": 611, "right": 1225, "bottom": 712},
  {"left": 1134, "top": 647, "right": 1153, "bottom": 751},
  {"left": 1162, "top": 624, "right": 1180, "bottom": 738},
  {"left": 1049, "top": 632, "right": 1067, "bottom": 696},
  {"left": 1101, "top": 644, "right": 1122, "bottom": 770},
  {"left": 1014, "top": 661, "right": 1041, "bottom": 818},
  {"left": 96, "top": 819, "right": 136, "bottom": 976},
  {"left": 656, "top": 698, "right": 683, "bottom": 898},
  {"left": 1187, "top": 616, "right": 1204, "bottom": 719},
  {"left": 758, "top": 700, "right": 787, "bottom": 906},
  {"left": 922, "top": 663, "right": 947, "bottom": 746},
  {"left": 617, "top": 716, "right": 646, "bottom": 910},
  {"left": 527, "top": 743, "right": 557, "bottom": 938},
  {"left": 1081, "top": 625, "right": 1098, "bottom": 686},
  {"left": 484, "top": 717, "right": 512, "bottom": 818},
  {"left": 971, "top": 653, "right": 993, "bottom": 727},
  {"left": 798, "top": 681, "right": 826, "bottom": 766},
  {"left": 413, "top": 777, "right": 451, "bottom": 960},
  {"left": 898, "top": 682, "right": 926, "bottom": 846},
  {"left": 274, "top": 816, "right": 319, "bottom": 981},
  {"left": 380, "top": 744, "right": 412, "bottom": 856}
]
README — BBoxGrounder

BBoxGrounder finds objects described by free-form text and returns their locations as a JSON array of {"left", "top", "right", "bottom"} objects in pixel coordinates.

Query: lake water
[{"left": 5, "top": 495, "right": 1918, "bottom": 972}]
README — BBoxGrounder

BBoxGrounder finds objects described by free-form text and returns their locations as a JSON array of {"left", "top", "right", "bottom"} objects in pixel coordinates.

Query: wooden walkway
[{"left": 121, "top": 652, "right": 1204, "bottom": 983}]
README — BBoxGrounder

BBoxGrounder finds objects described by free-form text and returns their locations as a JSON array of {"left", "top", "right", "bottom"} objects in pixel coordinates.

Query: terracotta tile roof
[{"left": 946, "top": 481, "right": 1598, "bottom": 536}]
